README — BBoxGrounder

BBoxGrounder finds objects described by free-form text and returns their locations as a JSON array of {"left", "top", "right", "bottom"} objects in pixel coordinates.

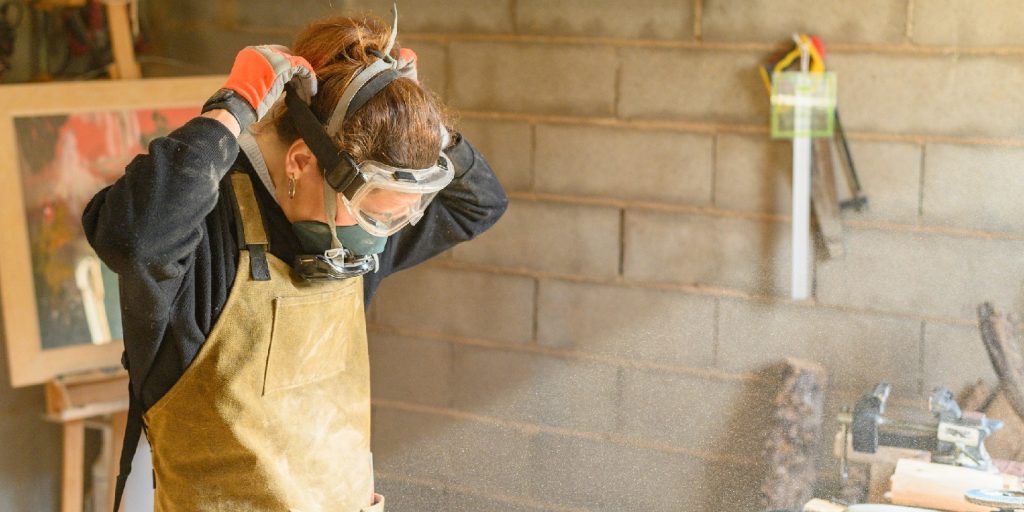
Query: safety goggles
[
  {"left": 282, "top": 3, "right": 454, "bottom": 262},
  {"left": 343, "top": 153, "right": 454, "bottom": 236}
]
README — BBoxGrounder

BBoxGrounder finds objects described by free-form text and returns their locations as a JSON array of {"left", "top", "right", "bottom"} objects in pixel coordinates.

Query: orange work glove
[
  {"left": 202, "top": 45, "right": 317, "bottom": 131},
  {"left": 395, "top": 47, "right": 418, "bottom": 82}
]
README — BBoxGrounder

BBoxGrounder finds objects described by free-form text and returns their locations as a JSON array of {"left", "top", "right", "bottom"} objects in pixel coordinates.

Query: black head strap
[
  {"left": 345, "top": 68, "right": 399, "bottom": 120},
  {"left": 283, "top": 65, "right": 399, "bottom": 196},
  {"left": 283, "top": 81, "right": 362, "bottom": 194}
]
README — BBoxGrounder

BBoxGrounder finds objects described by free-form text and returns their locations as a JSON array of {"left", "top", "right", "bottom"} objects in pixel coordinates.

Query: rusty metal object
[{"left": 978, "top": 303, "right": 1024, "bottom": 423}]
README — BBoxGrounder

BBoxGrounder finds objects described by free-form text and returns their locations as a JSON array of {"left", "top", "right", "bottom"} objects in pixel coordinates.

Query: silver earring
[{"left": 288, "top": 177, "right": 296, "bottom": 199}]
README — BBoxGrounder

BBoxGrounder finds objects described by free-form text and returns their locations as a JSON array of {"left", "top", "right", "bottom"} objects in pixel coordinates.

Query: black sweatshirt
[{"left": 82, "top": 117, "right": 507, "bottom": 410}]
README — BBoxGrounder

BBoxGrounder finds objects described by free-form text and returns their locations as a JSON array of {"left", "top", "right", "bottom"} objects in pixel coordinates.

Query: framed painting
[{"left": 0, "top": 76, "right": 225, "bottom": 387}]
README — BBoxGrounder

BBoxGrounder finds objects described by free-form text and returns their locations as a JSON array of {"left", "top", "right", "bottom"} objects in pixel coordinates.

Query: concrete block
[
  {"left": 450, "top": 42, "right": 618, "bottom": 116},
  {"left": 714, "top": 134, "right": 793, "bottom": 214},
  {"left": 375, "top": 477, "right": 448, "bottom": 512},
  {"left": 0, "top": 386, "right": 62, "bottom": 512},
  {"left": 451, "top": 345, "right": 619, "bottom": 433},
  {"left": 717, "top": 299, "right": 921, "bottom": 394},
  {"left": 828, "top": 53, "right": 1024, "bottom": 139},
  {"left": 618, "top": 369, "right": 774, "bottom": 458},
  {"left": 619, "top": 49, "right": 767, "bottom": 124},
  {"left": 536, "top": 279, "right": 716, "bottom": 368},
  {"left": 373, "top": 407, "right": 533, "bottom": 496},
  {"left": 443, "top": 491, "right": 549, "bottom": 512},
  {"left": 373, "top": 266, "right": 535, "bottom": 344},
  {"left": 516, "top": 0, "right": 693, "bottom": 39},
  {"left": 349, "top": 0, "right": 515, "bottom": 33},
  {"left": 912, "top": 0, "right": 1024, "bottom": 47},
  {"left": 529, "top": 433, "right": 760, "bottom": 511},
  {"left": 368, "top": 333, "right": 451, "bottom": 407},
  {"left": 372, "top": 407, "right": 453, "bottom": 485},
  {"left": 149, "top": 28, "right": 291, "bottom": 76},
  {"left": 237, "top": 0, "right": 342, "bottom": 29},
  {"left": 923, "top": 322, "right": 999, "bottom": 394},
  {"left": 816, "top": 228, "right": 1024, "bottom": 319},
  {"left": 702, "top": 0, "right": 906, "bottom": 44},
  {"left": 922, "top": 143, "right": 1024, "bottom": 233},
  {"left": 624, "top": 210, "right": 791, "bottom": 295},
  {"left": 535, "top": 124, "right": 714, "bottom": 204},
  {"left": 405, "top": 41, "right": 447, "bottom": 100},
  {"left": 452, "top": 200, "right": 621, "bottom": 278},
  {"left": 714, "top": 135, "right": 921, "bottom": 224},
  {"left": 143, "top": 0, "right": 220, "bottom": 26},
  {"left": 457, "top": 119, "right": 532, "bottom": 192}
]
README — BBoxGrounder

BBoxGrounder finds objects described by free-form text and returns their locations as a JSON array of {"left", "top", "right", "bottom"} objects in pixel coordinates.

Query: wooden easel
[
  {"left": 32, "top": 0, "right": 140, "bottom": 78},
  {"left": 102, "top": 0, "right": 141, "bottom": 80},
  {"left": 37, "top": 2, "right": 141, "bottom": 510},
  {"left": 45, "top": 370, "right": 130, "bottom": 512}
]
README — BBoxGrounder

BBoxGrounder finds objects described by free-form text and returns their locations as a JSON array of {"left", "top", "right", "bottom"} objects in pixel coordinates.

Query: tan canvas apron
[{"left": 143, "top": 173, "right": 383, "bottom": 512}]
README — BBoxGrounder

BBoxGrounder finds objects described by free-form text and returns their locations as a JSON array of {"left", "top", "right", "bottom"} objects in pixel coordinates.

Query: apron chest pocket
[{"left": 264, "top": 287, "right": 359, "bottom": 395}]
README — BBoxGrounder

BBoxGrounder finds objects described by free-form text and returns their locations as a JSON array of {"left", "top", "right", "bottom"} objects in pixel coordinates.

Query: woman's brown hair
[{"left": 260, "top": 13, "right": 449, "bottom": 170}]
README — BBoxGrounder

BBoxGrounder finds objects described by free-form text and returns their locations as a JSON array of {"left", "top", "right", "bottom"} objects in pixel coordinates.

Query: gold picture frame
[{"left": 0, "top": 76, "right": 225, "bottom": 387}]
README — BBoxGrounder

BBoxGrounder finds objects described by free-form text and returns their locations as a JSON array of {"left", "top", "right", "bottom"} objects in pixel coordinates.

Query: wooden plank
[
  {"left": 62, "top": 420, "right": 85, "bottom": 512},
  {"left": 47, "top": 400, "right": 130, "bottom": 423},
  {"left": 889, "top": 459, "right": 1021, "bottom": 512},
  {"left": 803, "top": 499, "right": 846, "bottom": 512},
  {"left": 108, "top": 411, "right": 128, "bottom": 512},
  {"left": 62, "top": 371, "right": 129, "bottom": 409},
  {"left": 46, "top": 370, "right": 128, "bottom": 416},
  {"left": 45, "top": 379, "right": 72, "bottom": 416},
  {"left": 34, "top": 0, "right": 87, "bottom": 8},
  {"left": 103, "top": 0, "right": 141, "bottom": 80}
]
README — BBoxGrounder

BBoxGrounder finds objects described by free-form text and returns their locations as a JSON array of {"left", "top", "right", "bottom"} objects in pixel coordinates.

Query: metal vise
[{"left": 838, "top": 383, "right": 1004, "bottom": 473}]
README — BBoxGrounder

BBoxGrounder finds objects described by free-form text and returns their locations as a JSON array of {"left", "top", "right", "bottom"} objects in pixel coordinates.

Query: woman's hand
[
  {"left": 396, "top": 47, "right": 417, "bottom": 81},
  {"left": 202, "top": 45, "right": 318, "bottom": 134}
]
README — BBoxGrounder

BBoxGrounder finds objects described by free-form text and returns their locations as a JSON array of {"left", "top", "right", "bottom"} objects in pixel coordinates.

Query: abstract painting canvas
[
  {"left": 16, "top": 108, "right": 196, "bottom": 349},
  {"left": 0, "top": 76, "right": 223, "bottom": 387}
]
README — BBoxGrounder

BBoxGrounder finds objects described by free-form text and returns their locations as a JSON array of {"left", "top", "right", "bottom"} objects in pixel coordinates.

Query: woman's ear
[{"left": 284, "top": 139, "right": 320, "bottom": 179}]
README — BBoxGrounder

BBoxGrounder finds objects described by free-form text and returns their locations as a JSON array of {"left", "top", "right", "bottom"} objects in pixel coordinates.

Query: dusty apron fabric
[{"left": 143, "top": 173, "right": 383, "bottom": 512}]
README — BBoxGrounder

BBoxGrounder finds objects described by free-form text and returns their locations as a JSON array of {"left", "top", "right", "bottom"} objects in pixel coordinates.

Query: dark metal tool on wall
[{"left": 838, "top": 382, "right": 1004, "bottom": 479}]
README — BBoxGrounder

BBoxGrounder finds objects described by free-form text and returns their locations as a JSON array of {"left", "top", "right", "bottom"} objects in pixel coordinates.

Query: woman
[{"left": 83, "top": 10, "right": 507, "bottom": 512}]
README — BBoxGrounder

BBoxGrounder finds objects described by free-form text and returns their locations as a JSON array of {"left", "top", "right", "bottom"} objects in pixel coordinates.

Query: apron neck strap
[{"left": 229, "top": 172, "right": 272, "bottom": 281}]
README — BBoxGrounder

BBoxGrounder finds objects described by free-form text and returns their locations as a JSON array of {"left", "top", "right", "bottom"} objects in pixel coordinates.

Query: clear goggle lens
[{"left": 345, "top": 154, "right": 453, "bottom": 236}]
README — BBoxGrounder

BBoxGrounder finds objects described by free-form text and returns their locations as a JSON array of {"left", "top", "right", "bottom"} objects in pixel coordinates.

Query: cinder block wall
[{"left": 140, "top": 1, "right": 1024, "bottom": 510}]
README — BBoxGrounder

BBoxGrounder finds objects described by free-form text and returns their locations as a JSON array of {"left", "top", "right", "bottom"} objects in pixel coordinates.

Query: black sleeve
[
  {"left": 363, "top": 134, "right": 508, "bottom": 296},
  {"left": 82, "top": 117, "right": 240, "bottom": 280}
]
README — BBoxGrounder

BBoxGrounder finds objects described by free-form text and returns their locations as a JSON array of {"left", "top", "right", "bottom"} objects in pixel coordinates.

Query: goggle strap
[
  {"left": 345, "top": 68, "right": 399, "bottom": 121},
  {"left": 324, "top": 2, "right": 400, "bottom": 133},
  {"left": 343, "top": 171, "right": 366, "bottom": 200},
  {"left": 326, "top": 58, "right": 391, "bottom": 134}
]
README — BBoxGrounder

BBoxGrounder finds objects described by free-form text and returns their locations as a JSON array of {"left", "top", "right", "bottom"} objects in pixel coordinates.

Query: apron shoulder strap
[{"left": 229, "top": 171, "right": 272, "bottom": 281}]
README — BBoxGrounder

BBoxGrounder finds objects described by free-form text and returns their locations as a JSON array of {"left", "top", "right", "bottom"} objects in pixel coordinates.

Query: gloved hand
[
  {"left": 395, "top": 47, "right": 417, "bottom": 82},
  {"left": 202, "top": 45, "right": 317, "bottom": 132}
]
